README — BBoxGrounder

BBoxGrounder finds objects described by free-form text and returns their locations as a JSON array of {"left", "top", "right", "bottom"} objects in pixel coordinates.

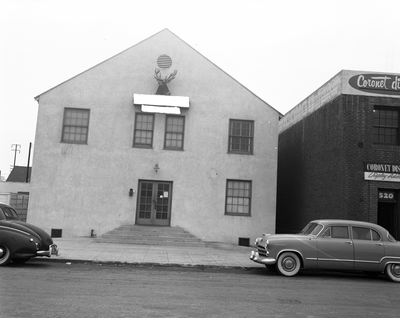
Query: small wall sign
[
  {"left": 378, "top": 190, "right": 397, "bottom": 202},
  {"left": 364, "top": 162, "right": 400, "bottom": 182}
]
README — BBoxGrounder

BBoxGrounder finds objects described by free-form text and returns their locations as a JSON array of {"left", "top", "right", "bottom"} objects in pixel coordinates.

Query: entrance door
[
  {"left": 378, "top": 202, "right": 399, "bottom": 240},
  {"left": 136, "top": 181, "right": 172, "bottom": 226}
]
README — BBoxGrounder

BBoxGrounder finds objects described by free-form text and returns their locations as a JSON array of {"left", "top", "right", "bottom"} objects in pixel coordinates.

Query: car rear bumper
[
  {"left": 250, "top": 250, "right": 276, "bottom": 265},
  {"left": 37, "top": 244, "right": 59, "bottom": 257}
]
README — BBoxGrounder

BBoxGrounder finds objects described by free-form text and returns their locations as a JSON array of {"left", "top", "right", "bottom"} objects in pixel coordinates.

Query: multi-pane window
[
  {"left": 373, "top": 107, "right": 399, "bottom": 145},
  {"left": 164, "top": 115, "right": 185, "bottom": 150},
  {"left": 228, "top": 120, "right": 254, "bottom": 154},
  {"left": 61, "top": 108, "right": 90, "bottom": 144},
  {"left": 133, "top": 114, "right": 154, "bottom": 148},
  {"left": 225, "top": 180, "right": 251, "bottom": 216}
]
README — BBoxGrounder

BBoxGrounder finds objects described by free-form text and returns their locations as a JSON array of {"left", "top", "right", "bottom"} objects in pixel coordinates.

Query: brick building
[{"left": 277, "top": 70, "right": 400, "bottom": 240}]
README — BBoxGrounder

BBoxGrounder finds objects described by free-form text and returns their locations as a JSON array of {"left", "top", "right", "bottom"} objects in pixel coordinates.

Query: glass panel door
[{"left": 137, "top": 181, "right": 172, "bottom": 226}]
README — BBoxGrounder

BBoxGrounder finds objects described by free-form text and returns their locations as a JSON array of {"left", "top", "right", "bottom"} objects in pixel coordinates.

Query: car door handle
[
  {"left": 345, "top": 241, "right": 353, "bottom": 245},
  {"left": 376, "top": 243, "right": 383, "bottom": 246}
]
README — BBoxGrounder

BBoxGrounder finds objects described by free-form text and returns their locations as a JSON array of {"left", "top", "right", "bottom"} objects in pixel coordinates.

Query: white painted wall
[{"left": 28, "top": 30, "right": 279, "bottom": 244}]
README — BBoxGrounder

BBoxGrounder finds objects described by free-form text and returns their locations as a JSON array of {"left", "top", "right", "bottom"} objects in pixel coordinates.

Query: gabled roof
[
  {"left": 33, "top": 29, "right": 282, "bottom": 117},
  {"left": 6, "top": 166, "right": 31, "bottom": 183}
]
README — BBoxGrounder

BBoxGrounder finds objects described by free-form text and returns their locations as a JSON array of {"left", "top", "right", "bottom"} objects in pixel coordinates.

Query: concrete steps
[{"left": 95, "top": 225, "right": 206, "bottom": 247}]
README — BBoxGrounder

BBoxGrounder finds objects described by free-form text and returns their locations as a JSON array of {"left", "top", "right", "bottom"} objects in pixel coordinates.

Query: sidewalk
[{"left": 45, "top": 237, "right": 264, "bottom": 269}]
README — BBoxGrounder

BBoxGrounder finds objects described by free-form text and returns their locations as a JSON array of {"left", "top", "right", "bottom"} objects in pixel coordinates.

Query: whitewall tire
[
  {"left": 385, "top": 263, "right": 400, "bottom": 283},
  {"left": 276, "top": 252, "right": 301, "bottom": 277},
  {"left": 0, "top": 245, "right": 11, "bottom": 266}
]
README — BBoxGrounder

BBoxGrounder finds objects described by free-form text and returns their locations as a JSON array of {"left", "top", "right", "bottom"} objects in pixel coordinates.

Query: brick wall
[{"left": 276, "top": 94, "right": 400, "bottom": 233}]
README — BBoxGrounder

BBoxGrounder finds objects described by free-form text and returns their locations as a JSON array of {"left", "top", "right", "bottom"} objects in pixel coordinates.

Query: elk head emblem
[{"left": 154, "top": 54, "right": 177, "bottom": 95}]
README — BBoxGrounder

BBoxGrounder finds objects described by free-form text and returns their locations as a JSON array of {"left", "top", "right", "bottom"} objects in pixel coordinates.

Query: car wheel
[
  {"left": 276, "top": 252, "right": 301, "bottom": 277},
  {"left": 12, "top": 258, "right": 31, "bottom": 264},
  {"left": 385, "top": 263, "right": 400, "bottom": 283},
  {"left": 0, "top": 244, "right": 11, "bottom": 266}
]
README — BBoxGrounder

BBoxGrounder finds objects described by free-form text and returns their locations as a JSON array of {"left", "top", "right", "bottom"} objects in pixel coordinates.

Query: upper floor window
[
  {"left": 164, "top": 115, "right": 185, "bottom": 150},
  {"left": 228, "top": 120, "right": 254, "bottom": 154},
  {"left": 133, "top": 113, "right": 154, "bottom": 148},
  {"left": 61, "top": 108, "right": 90, "bottom": 144},
  {"left": 225, "top": 180, "right": 252, "bottom": 216},
  {"left": 373, "top": 107, "right": 399, "bottom": 145}
]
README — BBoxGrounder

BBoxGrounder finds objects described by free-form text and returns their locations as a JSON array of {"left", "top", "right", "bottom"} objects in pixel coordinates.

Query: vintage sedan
[
  {"left": 250, "top": 219, "right": 400, "bottom": 282},
  {"left": 0, "top": 202, "right": 58, "bottom": 265}
]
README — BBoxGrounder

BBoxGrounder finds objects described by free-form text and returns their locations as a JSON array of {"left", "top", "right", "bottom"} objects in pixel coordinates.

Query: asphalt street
[{"left": 1, "top": 260, "right": 399, "bottom": 318}]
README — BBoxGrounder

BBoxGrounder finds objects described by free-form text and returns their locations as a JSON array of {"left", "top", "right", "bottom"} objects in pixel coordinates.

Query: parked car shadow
[{"left": 252, "top": 267, "right": 389, "bottom": 283}]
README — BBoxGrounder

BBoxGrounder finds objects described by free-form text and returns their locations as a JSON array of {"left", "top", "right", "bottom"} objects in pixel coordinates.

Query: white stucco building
[{"left": 28, "top": 29, "right": 281, "bottom": 244}]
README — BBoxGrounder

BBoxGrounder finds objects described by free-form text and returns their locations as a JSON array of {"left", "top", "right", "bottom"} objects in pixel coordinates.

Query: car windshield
[{"left": 300, "top": 222, "right": 323, "bottom": 236}]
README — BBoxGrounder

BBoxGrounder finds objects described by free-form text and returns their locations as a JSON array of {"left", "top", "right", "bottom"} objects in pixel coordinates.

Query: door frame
[
  {"left": 135, "top": 180, "right": 173, "bottom": 226},
  {"left": 377, "top": 189, "right": 399, "bottom": 240}
]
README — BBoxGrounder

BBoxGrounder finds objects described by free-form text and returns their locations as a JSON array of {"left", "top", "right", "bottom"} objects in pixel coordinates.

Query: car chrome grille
[{"left": 257, "top": 245, "right": 267, "bottom": 257}]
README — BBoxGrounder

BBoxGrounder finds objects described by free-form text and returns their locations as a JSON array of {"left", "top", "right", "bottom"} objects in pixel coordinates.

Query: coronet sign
[
  {"left": 349, "top": 74, "right": 400, "bottom": 96},
  {"left": 364, "top": 162, "right": 400, "bottom": 182}
]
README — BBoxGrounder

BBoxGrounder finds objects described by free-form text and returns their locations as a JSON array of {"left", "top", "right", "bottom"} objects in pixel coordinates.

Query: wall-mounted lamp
[
  {"left": 129, "top": 188, "right": 134, "bottom": 196},
  {"left": 154, "top": 164, "right": 160, "bottom": 172}
]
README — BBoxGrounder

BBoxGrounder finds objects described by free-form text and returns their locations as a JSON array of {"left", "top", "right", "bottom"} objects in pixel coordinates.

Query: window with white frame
[
  {"left": 164, "top": 115, "right": 185, "bottom": 150},
  {"left": 133, "top": 113, "right": 154, "bottom": 148},
  {"left": 225, "top": 180, "right": 251, "bottom": 216},
  {"left": 61, "top": 108, "right": 90, "bottom": 144},
  {"left": 228, "top": 119, "right": 254, "bottom": 154}
]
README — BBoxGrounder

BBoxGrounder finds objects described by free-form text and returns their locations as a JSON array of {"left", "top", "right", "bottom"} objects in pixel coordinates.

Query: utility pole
[
  {"left": 11, "top": 144, "right": 21, "bottom": 169},
  {"left": 26, "top": 142, "right": 32, "bottom": 182}
]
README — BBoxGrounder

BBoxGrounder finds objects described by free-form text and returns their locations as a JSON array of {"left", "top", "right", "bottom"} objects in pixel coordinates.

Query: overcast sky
[{"left": 1, "top": 0, "right": 399, "bottom": 180}]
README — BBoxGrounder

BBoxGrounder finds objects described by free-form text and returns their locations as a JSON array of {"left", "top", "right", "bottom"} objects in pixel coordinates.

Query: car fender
[
  {"left": 378, "top": 257, "right": 400, "bottom": 271},
  {"left": 276, "top": 249, "right": 305, "bottom": 268},
  {"left": 0, "top": 226, "right": 38, "bottom": 258}
]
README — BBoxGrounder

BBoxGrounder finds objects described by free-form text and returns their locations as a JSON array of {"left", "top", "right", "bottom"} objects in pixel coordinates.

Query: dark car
[
  {"left": 0, "top": 202, "right": 58, "bottom": 265},
  {"left": 250, "top": 219, "right": 400, "bottom": 282}
]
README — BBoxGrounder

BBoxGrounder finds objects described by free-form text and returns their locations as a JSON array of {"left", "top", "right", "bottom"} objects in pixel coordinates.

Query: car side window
[
  {"left": 321, "top": 227, "right": 331, "bottom": 238},
  {"left": 352, "top": 227, "right": 369, "bottom": 240},
  {"left": 352, "top": 227, "right": 381, "bottom": 241},
  {"left": 321, "top": 226, "right": 349, "bottom": 239},
  {"left": 371, "top": 229, "right": 381, "bottom": 241}
]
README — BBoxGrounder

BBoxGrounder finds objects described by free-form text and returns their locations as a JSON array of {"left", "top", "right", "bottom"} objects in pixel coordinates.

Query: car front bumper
[
  {"left": 37, "top": 244, "right": 59, "bottom": 257},
  {"left": 250, "top": 250, "right": 276, "bottom": 265}
]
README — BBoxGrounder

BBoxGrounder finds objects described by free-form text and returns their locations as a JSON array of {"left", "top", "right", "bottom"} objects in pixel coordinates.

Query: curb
[{"left": 30, "top": 257, "right": 264, "bottom": 270}]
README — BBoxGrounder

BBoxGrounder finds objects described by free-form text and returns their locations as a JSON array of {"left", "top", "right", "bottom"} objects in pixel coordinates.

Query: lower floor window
[{"left": 225, "top": 180, "right": 251, "bottom": 216}]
